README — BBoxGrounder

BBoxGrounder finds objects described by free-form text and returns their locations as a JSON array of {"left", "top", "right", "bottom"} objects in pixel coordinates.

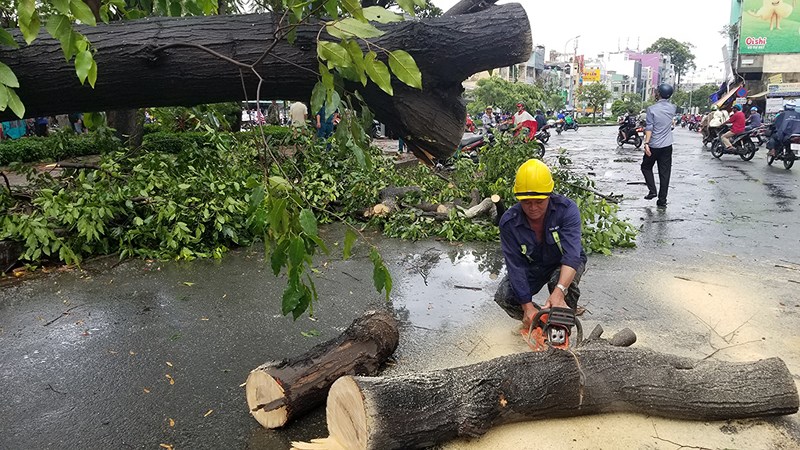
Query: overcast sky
[{"left": 432, "top": 0, "right": 732, "bottom": 73}]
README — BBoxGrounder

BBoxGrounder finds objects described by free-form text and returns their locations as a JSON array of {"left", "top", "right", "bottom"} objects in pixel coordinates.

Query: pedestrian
[
  {"left": 642, "top": 83, "right": 677, "bottom": 208},
  {"left": 34, "top": 116, "right": 49, "bottom": 137},
  {"left": 315, "top": 106, "right": 335, "bottom": 141},
  {"left": 494, "top": 159, "right": 587, "bottom": 329},
  {"left": 267, "top": 100, "right": 281, "bottom": 125},
  {"left": 289, "top": 101, "right": 308, "bottom": 128},
  {"left": 480, "top": 106, "right": 496, "bottom": 134}
]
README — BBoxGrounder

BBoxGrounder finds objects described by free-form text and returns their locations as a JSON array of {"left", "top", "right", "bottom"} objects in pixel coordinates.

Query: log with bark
[
  {"left": 245, "top": 309, "right": 399, "bottom": 428},
  {"left": 0, "top": 5, "right": 531, "bottom": 161},
  {"left": 292, "top": 325, "right": 799, "bottom": 449}
]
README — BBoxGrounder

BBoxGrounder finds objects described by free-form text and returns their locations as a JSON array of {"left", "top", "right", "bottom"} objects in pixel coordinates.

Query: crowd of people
[{"left": 0, "top": 114, "right": 86, "bottom": 141}]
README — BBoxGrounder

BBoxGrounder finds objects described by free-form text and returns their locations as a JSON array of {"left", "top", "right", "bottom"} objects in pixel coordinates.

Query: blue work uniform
[{"left": 498, "top": 196, "right": 587, "bottom": 308}]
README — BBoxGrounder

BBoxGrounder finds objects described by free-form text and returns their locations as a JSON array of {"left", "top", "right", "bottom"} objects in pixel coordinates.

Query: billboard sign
[
  {"left": 739, "top": 0, "right": 800, "bottom": 54},
  {"left": 768, "top": 83, "right": 800, "bottom": 97},
  {"left": 582, "top": 69, "right": 601, "bottom": 82}
]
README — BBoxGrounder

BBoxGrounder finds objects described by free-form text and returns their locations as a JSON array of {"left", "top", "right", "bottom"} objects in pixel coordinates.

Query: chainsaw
[{"left": 521, "top": 307, "right": 583, "bottom": 351}]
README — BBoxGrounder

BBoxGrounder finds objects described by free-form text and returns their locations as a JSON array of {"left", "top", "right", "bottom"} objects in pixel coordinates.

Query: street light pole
[{"left": 564, "top": 35, "right": 580, "bottom": 109}]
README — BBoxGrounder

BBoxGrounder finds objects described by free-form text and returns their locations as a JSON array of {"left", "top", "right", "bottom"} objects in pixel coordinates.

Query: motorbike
[
  {"left": 616, "top": 124, "right": 642, "bottom": 148},
  {"left": 535, "top": 123, "right": 551, "bottom": 144},
  {"left": 370, "top": 120, "right": 383, "bottom": 139},
  {"left": 555, "top": 119, "right": 579, "bottom": 134},
  {"left": 688, "top": 121, "right": 699, "bottom": 132},
  {"left": 710, "top": 124, "right": 758, "bottom": 161},
  {"left": 767, "top": 133, "right": 799, "bottom": 170}
]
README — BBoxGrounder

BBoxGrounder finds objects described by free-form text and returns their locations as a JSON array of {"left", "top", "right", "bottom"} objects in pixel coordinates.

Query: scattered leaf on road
[
  {"left": 183, "top": 281, "right": 195, "bottom": 286},
  {"left": 165, "top": 374, "right": 175, "bottom": 385},
  {"left": 166, "top": 361, "right": 173, "bottom": 367},
  {"left": 143, "top": 388, "right": 150, "bottom": 393},
  {"left": 199, "top": 317, "right": 209, "bottom": 321},
  {"left": 301, "top": 330, "right": 321, "bottom": 338},
  {"left": 203, "top": 409, "right": 213, "bottom": 417},
  {"left": 159, "top": 444, "right": 173, "bottom": 450},
  {"left": 168, "top": 418, "right": 175, "bottom": 427},
  {"left": 129, "top": 351, "right": 136, "bottom": 355}
]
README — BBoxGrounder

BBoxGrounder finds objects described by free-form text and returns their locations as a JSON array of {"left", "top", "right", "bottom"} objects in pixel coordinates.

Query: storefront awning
[
  {"left": 713, "top": 83, "right": 743, "bottom": 108},
  {"left": 748, "top": 91, "right": 768, "bottom": 99}
]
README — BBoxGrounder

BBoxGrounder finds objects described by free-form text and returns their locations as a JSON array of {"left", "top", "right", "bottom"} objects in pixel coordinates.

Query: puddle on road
[{"left": 392, "top": 245, "right": 505, "bottom": 331}]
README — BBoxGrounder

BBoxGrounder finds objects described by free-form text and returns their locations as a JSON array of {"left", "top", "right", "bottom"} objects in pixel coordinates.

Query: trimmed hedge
[
  {"left": 0, "top": 134, "right": 111, "bottom": 166},
  {"left": 0, "top": 126, "right": 293, "bottom": 165}
]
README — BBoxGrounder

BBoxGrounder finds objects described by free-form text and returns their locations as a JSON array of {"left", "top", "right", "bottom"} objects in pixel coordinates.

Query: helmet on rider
[
  {"left": 733, "top": 104, "right": 742, "bottom": 111},
  {"left": 711, "top": 105, "right": 718, "bottom": 111},
  {"left": 750, "top": 107, "right": 758, "bottom": 112},
  {"left": 513, "top": 159, "right": 553, "bottom": 200},
  {"left": 656, "top": 83, "right": 674, "bottom": 99},
  {"left": 785, "top": 101, "right": 796, "bottom": 110}
]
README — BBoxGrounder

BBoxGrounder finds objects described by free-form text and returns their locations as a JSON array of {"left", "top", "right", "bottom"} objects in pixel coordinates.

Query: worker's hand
[
  {"left": 521, "top": 302, "right": 538, "bottom": 330},
  {"left": 644, "top": 143, "right": 652, "bottom": 157},
  {"left": 543, "top": 289, "right": 568, "bottom": 310}
]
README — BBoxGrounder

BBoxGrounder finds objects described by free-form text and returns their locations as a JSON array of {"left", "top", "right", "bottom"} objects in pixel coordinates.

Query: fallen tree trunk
[
  {"left": 245, "top": 309, "right": 398, "bottom": 428},
  {"left": 293, "top": 326, "right": 799, "bottom": 449},
  {"left": 0, "top": 5, "right": 531, "bottom": 160}
]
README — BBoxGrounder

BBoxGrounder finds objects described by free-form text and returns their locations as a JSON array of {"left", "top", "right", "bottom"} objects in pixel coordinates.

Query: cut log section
[
  {"left": 292, "top": 326, "right": 799, "bottom": 449},
  {"left": 245, "top": 309, "right": 398, "bottom": 428}
]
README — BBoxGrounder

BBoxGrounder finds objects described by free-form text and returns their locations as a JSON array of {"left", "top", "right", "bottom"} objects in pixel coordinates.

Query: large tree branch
[{"left": 0, "top": 6, "right": 531, "bottom": 160}]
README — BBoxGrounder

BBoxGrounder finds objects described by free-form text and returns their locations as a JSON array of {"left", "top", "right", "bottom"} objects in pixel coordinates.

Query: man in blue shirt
[
  {"left": 642, "top": 83, "right": 677, "bottom": 208},
  {"left": 495, "top": 159, "right": 587, "bottom": 329}
]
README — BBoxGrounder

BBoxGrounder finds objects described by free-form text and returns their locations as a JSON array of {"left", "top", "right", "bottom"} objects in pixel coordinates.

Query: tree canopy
[
  {"left": 468, "top": 76, "right": 546, "bottom": 114},
  {"left": 645, "top": 37, "right": 696, "bottom": 87},
  {"left": 577, "top": 82, "right": 611, "bottom": 121},
  {"left": 671, "top": 83, "right": 719, "bottom": 111}
]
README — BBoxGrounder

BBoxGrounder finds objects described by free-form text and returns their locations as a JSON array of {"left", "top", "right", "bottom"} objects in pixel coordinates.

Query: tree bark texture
[
  {"left": 294, "top": 327, "right": 799, "bottom": 449},
  {"left": 0, "top": 5, "right": 531, "bottom": 160},
  {"left": 245, "top": 309, "right": 399, "bottom": 428}
]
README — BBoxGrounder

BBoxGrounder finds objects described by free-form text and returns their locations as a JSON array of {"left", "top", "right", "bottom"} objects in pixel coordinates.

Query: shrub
[{"left": 0, "top": 132, "right": 116, "bottom": 165}]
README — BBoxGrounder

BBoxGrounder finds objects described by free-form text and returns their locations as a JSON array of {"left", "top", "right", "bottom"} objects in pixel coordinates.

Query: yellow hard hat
[{"left": 513, "top": 159, "right": 554, "bottom": 200}]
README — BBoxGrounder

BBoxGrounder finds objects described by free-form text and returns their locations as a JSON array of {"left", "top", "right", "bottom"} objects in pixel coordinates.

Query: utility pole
[{"left": 564, "top": 35, "right": 580, "bottom": 110}]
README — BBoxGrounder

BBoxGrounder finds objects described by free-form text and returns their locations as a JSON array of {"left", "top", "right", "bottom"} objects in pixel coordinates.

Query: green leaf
[
  {"left": 343, "top": 228, "right": 356, "bottom": 259},
  {"left": 52, "top": 0, "right": 70, "bottom": 13},
  {"left": 362, "top": 6, "right": 404, "bottom": 23},
  {"left": 364, "top": 52, "right": 392, "bottom": 95},
  {"left": 270, "top": 239, "right": 288, "bottom": 276},
  {"left": 330, "top": 18, "right": 384, "bottom": 39},
  {"left": 6, "top": 87, "right": 24, "bottom": 118},
  {"left": 87, "top": 58, "right": 97, "bottom": 88},
  {"left": 0, "top": 86, "right": 9, "bottom": 111},
  {"left": 413, "top": 0, "right": 426, "bottom": 7},
  {"left": 46, "top": 14, "right": 72, "bottom": 41},
  {"left": 310, "top": 81, "right": 326, "bottom": 118},
  {"left": 70, "top": 0, "right": 97, "bottom": 26},
  {"left": 323, "top": 0, "right": 338, "bottom": 19},
  {"left": 396, "top": 0, "right": 416, "bottom": 15},
  {"left": 281, "top": 283, "right": 303, "bottom": 315},
  {"left": 388, "top": 50, "right": 422, "bottom": 89},
  {"left": 19, "top": 14, "right": 41, "bottom": 45},
  {"left": 169, "top": 0, "right": 182, "bottom": 16},
  {"left": 0, "top": 62, "right": 19, "bottom": 88},
  {"left": 301, "top": 329, "right": 321, "bottom": 337},
  {"left": 75, "top": 50, "right": 92, "bottom": 84},
  {"left": 299, "top": 209, "right": 318, "bottom": 238},
  {"left": 344, "top": 39, "right": 367, "bottom": 86},
  {"left": 319, "top": 63, "right": 333, "bottom": 91},
  {"left": 340, "top": 0, "right": 364, "bottom": 21},
  {"left": 325, "top": 90, "right": 340, "bottom": 119},
  {"left": 0, "top": 28, "right": 19, "bottom": 48},
  {"left": 288, "top": 236, "right": 305, "bottom": 267},
  {"left": 317, "top": 41, "right": 351, "bottom": 68},
  {"left": 369, "top": 247, "right": 392, "bottom": 300},
  {"left": 59, "top": 31, "right": 78, "bottom": 60}
]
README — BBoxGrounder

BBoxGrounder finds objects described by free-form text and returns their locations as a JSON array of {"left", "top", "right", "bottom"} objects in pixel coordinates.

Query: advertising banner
[
  {"left": 768, "top": 83, "right": 800, "bottom": 97},
  {"left": 739, "top": 0, "right": 800, "bottom": 54},
  {"left": 582, "top": 69, "right": 601, "bottom": 82}
]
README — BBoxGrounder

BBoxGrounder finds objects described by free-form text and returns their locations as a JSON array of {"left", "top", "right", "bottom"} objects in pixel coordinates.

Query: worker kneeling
[{"left": 495, "top": 159, "right": 587, "bottom": 330}]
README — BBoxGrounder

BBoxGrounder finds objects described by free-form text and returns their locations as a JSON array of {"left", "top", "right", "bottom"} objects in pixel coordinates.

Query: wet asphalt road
[{"left": 1, "top": 126, "right": 799, "bottom": 449}]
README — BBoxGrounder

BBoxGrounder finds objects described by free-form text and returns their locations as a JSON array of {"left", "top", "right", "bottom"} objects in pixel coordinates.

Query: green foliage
[
  {"left": 149, "top": 103, "right": 242, "bottom": 132},
  {"left": 0, "top": 130, "right": 119, "bottom": 165},
  {"left": 577, "top": 83, "right": 612, "bottom": 122},
  {"left": 611, "top": 93, "right": 645, "bottom": 117},
  {"left": 645, "top": 38, "right": 696, "bottom": 86},
  {"left": 671, "top": 84, "right": 718, "bottom": 111},
  {"left": 468, "top": 76, "right": 546, "bottom": 114}
]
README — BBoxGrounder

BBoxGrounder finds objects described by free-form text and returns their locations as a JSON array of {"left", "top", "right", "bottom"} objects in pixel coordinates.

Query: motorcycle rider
[
  {"left": 707, "top": 105, "right": 728, "bottom": 142},
  {"left": 637, "top": 109, "right": 647, "bottom": 126},
  {"left": 481, "top": 106, "right": 496, "bottom": 134},
  {"left": 619, "top": 111, "right": 638, "bottom": 142},
  {"left": 721, "top": 104, "right": 746, "bottom": 152},
  {"left": 513, "top": 102, "right": 538, "bottom": 140},
  {"left": 767, "top": 101, "right": 800, "bottom": 157},
  {"left": 534, "top": 110, "right": 547, "bottom": 131},
  {"left": 746, "top": 106, "right": 762, "bottom": 129}
]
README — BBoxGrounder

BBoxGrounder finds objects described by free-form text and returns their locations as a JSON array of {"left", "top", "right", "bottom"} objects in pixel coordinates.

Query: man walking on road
[{"left": 642, "top": 84, "right": 676, "bottom": 208}]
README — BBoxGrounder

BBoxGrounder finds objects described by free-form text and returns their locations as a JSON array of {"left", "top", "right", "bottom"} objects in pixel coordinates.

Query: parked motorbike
[
  {"left": 616, "top": 124, "right": 642, "bottom": 148},
  {"left": 767, "top": 133, "right": 799, "bottom": 170},
  {"left": 710, "top": 124, "right": 758, "bottom": 161}
]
